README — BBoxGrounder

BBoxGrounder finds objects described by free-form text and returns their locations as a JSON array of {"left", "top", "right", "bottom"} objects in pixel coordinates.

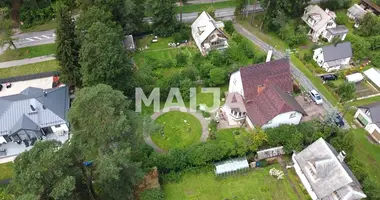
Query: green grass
[
  {"left": 21, "top": 20, "right": 57, "bottom": 33},
  {"left": 0, "top": 43, "right": 56, "bottom": 62},
  {"left": 151, "top": 111, "right": 202, "bottom": 150},
  {"left": 352, "top": 128, "right": 380, "bottom": 184},
  {"left": 0, "top": 162, "right": 14, "bottom": 180},
  {"left": 214, "top": 128, "right": 249, "bottom": 143},
  {"left": 163, "top": 164, "right": 307, "bottom": 200},
  {"left": 177, "top": 1, "right": 236, "bottom": 13},
  {"left": 347, "top": 95, "right": 380, "bottom": 107},
  {"left": 0, "top": 60, "right": 59, "bottom": 78}
]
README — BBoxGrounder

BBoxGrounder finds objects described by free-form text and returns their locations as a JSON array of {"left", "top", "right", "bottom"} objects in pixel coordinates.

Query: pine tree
[{"left": 55, "top": 2, "right": 82, "bottom": 86}]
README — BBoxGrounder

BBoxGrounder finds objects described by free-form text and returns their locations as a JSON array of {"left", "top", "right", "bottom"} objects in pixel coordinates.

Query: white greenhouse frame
[{"left": 214, "top": 157, "right": 249, "bottom": 176}]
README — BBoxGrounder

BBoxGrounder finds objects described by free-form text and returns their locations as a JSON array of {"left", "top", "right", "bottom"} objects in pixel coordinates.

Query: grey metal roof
[
  {"left": 348, "top": 4, "right": 367, "bottom": 19},
  {"left": 358, "top": 102, "right": 380, "bottom": 123},
  {"left": 322, "top": 42, "right": 353, "bottom": 62},
  {"left": 327, "top": 25, "right": 349, "bottom": 35},
  {"left": 0, "top": 86, "right": 69, "bottom": 136},
  {"left": 294, "top": 138, "right": 365, "bottom": 199}
]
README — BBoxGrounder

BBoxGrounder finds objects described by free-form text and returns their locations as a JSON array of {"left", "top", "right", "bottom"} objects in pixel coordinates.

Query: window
[{"left": 290, "top": 112, "right": 297, "bottom": 119}]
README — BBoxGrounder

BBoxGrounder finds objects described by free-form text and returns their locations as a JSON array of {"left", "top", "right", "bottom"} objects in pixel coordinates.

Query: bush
[
  {"left": 224, "top": 20, "right": 235, "bottom": 34},
  {"left": 239, "top": 42, "right": 255, "bottom": 59},
  {"left": 209, "top": 68, "right": 226, "bottom": 86},
  {"left": 140, "top": 188, "right": 165, "bottom": 200},
  {"left": 293, "top": 83, "right": 301, "bottom": 94},
  {"left": 176, "top": 52, "right": 188, "bottom": 67},
  {"left": 201, "top": 111, "right": 211, "bottom": 118},
  {"left": 303, "top": 53, "right": 313, "bottom": 62},
  {"left": 231, "top": 32, "right": 243, "bottom": 43}
]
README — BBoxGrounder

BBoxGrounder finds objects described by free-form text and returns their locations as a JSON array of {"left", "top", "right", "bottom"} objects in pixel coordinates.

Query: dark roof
[
  {"left": 358, "top": 102, "right": 380, "bottom": 123},
  {"left": 322, "top": 42, "right": 353, "bottom": 62},
  {"left": 240, "top": 59, "right": 305, "bottom": 126},
  {"left": 0, "top": 86, "right": 70, "bottom": 136},
  {"left": 327, "top": 25, "right": 349, "bottom": 35}
]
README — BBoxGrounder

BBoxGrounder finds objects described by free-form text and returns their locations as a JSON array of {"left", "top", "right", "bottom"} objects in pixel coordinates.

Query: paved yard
[
  {"left": 296, "top": 95, "right": 325, "bottom": 122},
  {"left": 355, "top": 81, "right": 379, "bottom": 98},
  {"left": 0, "top": 77, "right": 53, "bottom": 97}
]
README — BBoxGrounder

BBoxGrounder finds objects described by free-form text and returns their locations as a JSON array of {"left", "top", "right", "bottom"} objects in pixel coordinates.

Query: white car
[{"left": 309, "top": 90, "right": 323, "bottom": 105}]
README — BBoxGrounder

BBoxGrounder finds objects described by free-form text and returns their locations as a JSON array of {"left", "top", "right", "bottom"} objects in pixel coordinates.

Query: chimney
[
  {"left": 266, "top": 48, "right": 273, "bottom": 62},
  {"left": 257, "top": 84, "right": 266, "bottom": 94},
  {"left": 337, "top": 151, "right": 346, "bottom": 162}
]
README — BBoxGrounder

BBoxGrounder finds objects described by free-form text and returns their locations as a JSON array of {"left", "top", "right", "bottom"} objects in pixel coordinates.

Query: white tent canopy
[
  {"left": 215, "top": 157, "right": 249, "bottom": 175},
  {"left": 364, "top": 68, "right": 380, "bottom": 88},
  {"left": 345, "top": 73, "right": 364, "bottom": 83}
]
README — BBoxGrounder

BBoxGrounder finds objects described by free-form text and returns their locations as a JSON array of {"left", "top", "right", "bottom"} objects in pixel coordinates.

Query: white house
[
  {"left": 302, "top": 5, "right": 348, "bottom": 42},
  {"left": 222, "top": 58, "right": 307, "bottom": 129},
  {"left": 0, "top": 86, "right": 70, "bottom": 161},
  {"left": 354, "top": 102, "right": 380, "bottom": 143},
  {"left": 363, "top": 67, "right": 380, "bottom": 89},
  {"left": 347, "top": 4, "right": 368, "bottom": 28},
  {"left": 313, "top": 42, "right": 352, "bottom": 72},
  {"left": 293, "top": 138, "right": 367, "bottom": 200},
  {"left": 191, "top": 11, "right": 228, "bottom": 55}
]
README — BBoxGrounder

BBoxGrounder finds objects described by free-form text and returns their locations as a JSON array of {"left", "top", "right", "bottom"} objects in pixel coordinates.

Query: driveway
[{"left": 296, "top": 95, "right": 325, "bottom": 122}]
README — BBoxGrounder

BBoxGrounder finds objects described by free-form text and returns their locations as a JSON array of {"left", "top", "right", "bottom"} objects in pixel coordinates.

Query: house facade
[
  {"left": 0, "top": 86, "right": 70, "bottom": 161},
  {"left": 302, "top": 5, "right": 348, "bottom": 42},
  {"left": 313, "top": 42, "right": 352, "bottom": 72},
  {"left": 191, "top": 11, "right": 228, "bottom": 55},
  {"left": 293, "top": 138, "right": 367, "bottom": 200},
  {"left": 354, "top": 102, "right": 380, "bottom": 143},
  {"left": 223, "top": 58, "right": 306, "bottom": 129}
]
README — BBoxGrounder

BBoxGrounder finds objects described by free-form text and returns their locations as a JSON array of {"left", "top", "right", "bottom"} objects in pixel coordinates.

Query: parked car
[
  {"left": 334, "top": 113, "right": 345, "bottom": 127},
  {"left": 309, "top": 90, "right": 323, "bottom": 105},
  {"left": 321, "top": 74, "right": 337, "bottom": 81}
]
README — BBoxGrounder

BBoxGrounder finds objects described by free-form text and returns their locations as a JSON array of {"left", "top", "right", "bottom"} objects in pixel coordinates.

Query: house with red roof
[{"left": 222, "top": 58, "right": 307, "bottom": 129}]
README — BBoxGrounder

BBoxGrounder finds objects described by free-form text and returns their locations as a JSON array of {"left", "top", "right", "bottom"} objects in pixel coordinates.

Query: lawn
[
  {"left": 347, "top": 95, "right": 380, "bottom": 107},
  {"left": 0, "top": 162, "right": 14, "bottom": 180},
  {"left": 0, "top": 43, "right": 56, "bottom": 62},
  {"left": 177, "top": 1, "right": 236, "bottom": 13},
  {"left": 0, "top": 60, "right": 59, "bottom": 78},
  {"left": 214, "top": 128, "right": 249, "bottom": 143},
  {"left": 352, "top": 128, "right": 380, "bottom": 184},
  {"left": 151, "top": 111, "right": 202, "bottom": 150},
  {"left": 163, "top": 164, "right": 307, "bottom": 200},
  {"left": 21, "top": 20, "right": 57, "bottom": 33}
]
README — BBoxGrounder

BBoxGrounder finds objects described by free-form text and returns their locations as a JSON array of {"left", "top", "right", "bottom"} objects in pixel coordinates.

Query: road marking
[
  {"left": 33, "top": 37, "right": 43, "bottom": 40},
  {"left": 26, "top": 38, "right": 35, "bottom": 42},
  {"left": 41, "top": 35, "right": 50, "bottom": 39},
  {"left": 52, "top": 34, "right": 56, "bottom": 37}
]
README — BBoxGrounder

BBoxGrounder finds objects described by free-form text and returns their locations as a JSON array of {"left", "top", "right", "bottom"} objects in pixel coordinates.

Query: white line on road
[
  {"left": 33, "top": 37, "right": 43, "bottom": 40},
  {"left": 26, "top": 38, "right": 35, "bottom": 42},
  {"left": 52, "top": 34, "right": 56, "bottom": 37},
  {"left": 41, "top": 35, "right": 50, "bottom": 39}
]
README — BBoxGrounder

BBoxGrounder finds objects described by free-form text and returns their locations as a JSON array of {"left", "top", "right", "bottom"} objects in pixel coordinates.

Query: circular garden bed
[{"left": 150, "top": 111, "right": 202, "bottom": 150}]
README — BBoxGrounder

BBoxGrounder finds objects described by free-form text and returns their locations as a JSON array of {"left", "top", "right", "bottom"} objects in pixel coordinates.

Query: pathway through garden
[
  {"left": 277, "top": 157, "right": 303, "bottom": 200},
  {"left": 145, "top": 106, "right": 210, "bottom": 153}
]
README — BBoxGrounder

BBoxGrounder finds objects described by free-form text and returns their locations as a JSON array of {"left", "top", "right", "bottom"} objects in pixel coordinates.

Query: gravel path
[
  {"left": 0, "top": 55, "right": 55, "bottom": 68},
  {"left": 145, "top": 106, "right": 210, "bottom": 153}
]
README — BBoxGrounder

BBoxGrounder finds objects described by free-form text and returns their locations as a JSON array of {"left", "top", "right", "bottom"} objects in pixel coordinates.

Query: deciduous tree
[{"left": 147, "top": 0, "right": 177, "bottom": 36}]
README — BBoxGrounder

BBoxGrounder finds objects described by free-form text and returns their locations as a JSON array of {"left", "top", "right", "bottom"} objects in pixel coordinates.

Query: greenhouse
[{"left": 214, "top": 157, "right": 249, "bottom": 176}]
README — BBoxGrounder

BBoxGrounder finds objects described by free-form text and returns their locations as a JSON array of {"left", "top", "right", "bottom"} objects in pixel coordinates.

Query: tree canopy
[{"left": 147, "top": 0, "right": 177, "bottom": 36}]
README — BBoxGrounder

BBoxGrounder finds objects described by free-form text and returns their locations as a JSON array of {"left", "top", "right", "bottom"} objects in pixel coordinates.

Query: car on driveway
[
  {"left": 309, "top": 90, "right": 323, "bottom": 105},
  {"left": 321, "top": 74, "right": 338, "bottom": 81},
  {"left": 334, "top": 113, "right": 345, "bottom": 127}
]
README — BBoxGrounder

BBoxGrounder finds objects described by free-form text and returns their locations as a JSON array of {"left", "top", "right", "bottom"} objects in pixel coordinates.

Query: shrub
[
  {"left": 201, "top": 111, "right": 211, "bottom": 118},
  {"left": 231, "top": 32, "right": 243, "bottom": 43},
  {"left": 209, "top": 68, "right": 226, "bottom": 86},
  {"left": 224, "top": 21, "right": 235, "bottom": 34},
  {"left": 303, "top": 53, "right": 313, "bottom": 62},
  {"left": 173, "top": 32, "right": 182, "bottom": 43},
  {"left": 293, "top": 83, "right": 301, "bottom": 94},
  {"left": 140, "top": 188, "right": 165, "bottom": 200},
  {"left": 233, "top": 130, "right": 240, "bottom": 135},
  {"left": 176, "top": 52, "right": 188, "bottom": 67}
]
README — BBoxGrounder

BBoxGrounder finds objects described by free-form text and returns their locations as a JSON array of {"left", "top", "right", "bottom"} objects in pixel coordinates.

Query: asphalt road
[{"left": 233, "top": 23, "right": 350, "bottom": 129}]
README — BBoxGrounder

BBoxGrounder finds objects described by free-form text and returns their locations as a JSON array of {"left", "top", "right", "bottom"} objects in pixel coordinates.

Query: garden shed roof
[
  {"left": 257, "top": 146, "right": 285, "bottom": 160},
  {"left": 348, "top": 4, "right": 367, "bottom": 19},
  {"left": 364, "top": 68, "right": 380, "bottom": 88},
  {"left": 215, "top": 157, "right": 249, "bottom": 175}
]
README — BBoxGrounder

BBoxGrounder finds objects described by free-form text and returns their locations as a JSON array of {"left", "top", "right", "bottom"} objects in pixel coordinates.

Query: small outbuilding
[
  {"left": 215, "top": 157, "right": 249, "bottom": 176},
  {"left": 363, "top": 68, "right": 380, "bottom": 89},
  {"left": 123, "top": 35, "right": 136, "bottom": 51},
  {"left": 257, "top": 146, "right": 285, "bottom": 160}
]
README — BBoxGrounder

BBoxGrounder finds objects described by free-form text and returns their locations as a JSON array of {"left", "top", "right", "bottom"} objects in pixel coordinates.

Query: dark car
[
  {"left": 321, "top": 74, "right": 338, "bottom": 81},
  {"left": 334, "top": 114, "right": 345, "bottom": 127}
]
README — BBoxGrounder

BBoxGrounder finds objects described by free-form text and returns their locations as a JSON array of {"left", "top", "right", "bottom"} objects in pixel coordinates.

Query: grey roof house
[
  {"left": 292, "top": 138, "right": 367, "bottom": 200},
  {"left": 313, "top": 42, "right": 353, "bottom": 72},
  {"left": 0, "top": 86, "right": 70, "bottom": 161},
  {"left": 302, "top": 5, "right": 349, "bottom": 42},
  {"left": 347, "top": 4, "right": 367, "bottom": 27},
  {"left": 354, "top": 102, "right": 380, "bottom": 143}
]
